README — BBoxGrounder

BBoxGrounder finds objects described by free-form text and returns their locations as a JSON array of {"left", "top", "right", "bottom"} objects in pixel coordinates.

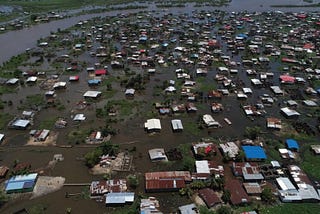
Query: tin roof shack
[
  {"left": 140, "top": 197, "right": 163, "bottom": 214},
  {"left": 232, "top": 162, "right": 264, "bottom": 182},
  {"left": 5, "top": 173, "right": 38, "bottom": 194},
  {"left": 31, "top": 129, "right": 50, "bottom": 142},
  {"left": 145, "top": 171, "right": 191, "bottom": 192},
  {"left": 125, "top": 88, "right": 135, "bottom": 98},
  {"left": 198, "top": 188, "right": 222, "bottom": 208},
  {"left": 202, "top": 114, "right": 221, "bottom": 128},
  {"left": 86, "top": 131, "right": 105, "bottom": 144},
  {"left": 242, "top": 146, "right": 267, "bottom": 161},
  {"left": 225, "top": 179, "right": 250, "bottom": 206},
  {"left": 171, "top": 119, "right": 183, "bottom": 132},
  {"left": 310, "top": 145, "right": 320, "bottom": 155},
  {"left": 193, "top": 160, "right": 224, "bottom": 180},
  {"left": 149, "top": 148, "right": 168, "bottom": 162},
  {"left": 83, "top": 90, "right": 102, "bottom": 99},
  {"left": 144, "top": 119, "right": 161, "bottom": 132},
  {"left": 9, "top": 119, "right": 31, "bottom": 130},
  {"left": 280, "top": 107, "right": 300, "bottom": 119},
  {"left": 219, "top": 142, "right": 239, "bottom": 160},
  {"left": 266, "top": 118, "right": 282, "bottom": 130},
  {"left": 105, "top": 192, "right": 135, "bottom": 206},
  {"left": 178, "top": 203, "right": 198, "bottom": 214},
  {"left": 192, "top": 142, "right": 217, "bottom": 159},
  {"left": 90, "top": 179, "right": 127, "bottom": 198},
  {"left": 286, "top": 139, "right": 299, "bottom": 152},
  {"left": 276, "top": 177, "right": 301, "bottom": 202},
  {"left": 0, "top": 166, "right": 9, "bottom": 178},
  {"left": 243, "top": 183, "right": 262, "bottom": 196},
  {"left": 53, "top": 81, "right": 67, "bottom": 90}
]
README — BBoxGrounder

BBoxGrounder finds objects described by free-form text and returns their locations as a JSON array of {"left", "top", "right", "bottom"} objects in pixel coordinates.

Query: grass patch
[
  {"left": 196, "top": 76, "right": 216, "bottom": 92},
  {"left": 260, "top": 203, "right": 320, "bottom": 214},
  {"left": 67, "top": 129, "right": 89, "bottom": 145},
  {"left": 38, "top": 117, "right": 57, "bottom": 130},
  {"left": 300, "top": 145, "right": 320, "bottom": 179},
  {"left": 0, "top": 85, "right": 16, "bottom": 95},
  {"left": 183, "top": 121, "right": 201, "bottom": 136}
]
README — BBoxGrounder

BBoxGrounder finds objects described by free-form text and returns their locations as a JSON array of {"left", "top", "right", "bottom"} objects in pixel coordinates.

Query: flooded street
[{"left": 0, "top": 1, "right": 320, "bottom": 213}]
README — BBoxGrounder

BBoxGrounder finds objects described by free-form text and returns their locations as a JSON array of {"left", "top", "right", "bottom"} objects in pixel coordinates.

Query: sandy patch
[
  {"left": 90, "top": 165, "right": 111, "bottom": 175},
  {"left": 31, "top": 176, "right": 65, "bottom": 199},
  {"left": 26, "top": 132, "right": 58, "bottom": 146}
]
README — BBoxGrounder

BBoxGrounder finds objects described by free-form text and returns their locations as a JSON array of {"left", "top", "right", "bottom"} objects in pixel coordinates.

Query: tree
[
  {"left": 99, "top": 141, "right": 119, "bottom": 156},
  {"left": 221, "top": 189, "right": 231, "bottom": 204},
  {"left": 261, "top": 187, "right": 276, "bottom": 204},
  {"left": 217, "top": 206, "right": 232, "bottom": 214},
  {"left": 127, "top": 174, "right": 139, "bottom": 189},
  {"left": 244, "top": 126, "right": 261, "bottom": 140}
]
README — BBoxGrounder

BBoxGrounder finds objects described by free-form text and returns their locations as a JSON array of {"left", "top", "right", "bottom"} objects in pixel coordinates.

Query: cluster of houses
[{"left": 1, "top": 5, "right": 320, "bottom": 214}]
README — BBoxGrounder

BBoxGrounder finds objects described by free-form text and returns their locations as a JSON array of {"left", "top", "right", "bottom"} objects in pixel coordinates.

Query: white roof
[
  {"left": 53, "top": 81, "right": 67, "bottom": 89},
  {"left": 83, "top": 90, "right": 101, "bottom": 98},
  {"left": 0, "top": 134, "right": 4, "bottom": 142},
  {"left": 270, "top": 86, "right": 283, "bottom": 94},
  {"left": 243, "top": 88, "right": 253, "bottom": 94},
  {"left": 144, "top": 119, "right": 161, "bottom": 130},
  {"left": 171, "top": 119, "right": 183, "bottom": 130},
  {"left": 12, "top": 119, "right": 30, "bottom": 128},
  {"left": 202, "top": 114, "right": 220, "bottom": 127},
  {"left": 26, "top": 76, "right": 37, "bottom": 82},
  {"left": 6, "top": 78, "right": 19, "bottom": 84},
  {"left": 276, "top": 177, "right": 296, "bottom": 191},
  {"left": 303, "top": 100, "right": 317, "bottom": 107},
  {"left": 281, "top": 107, "right": 300, "bottom": 117},
  {"left": 148, "top": 148, "right": 167, "bottom": 161},
  {"left": 73, "top": 114, "right": 86, "bottom": 121},
  {"left": 251, "top": 78, "right": 262, "bottom": 85},
  {"left": 196, "top": 160, "right": 210, "bottom": 174}
]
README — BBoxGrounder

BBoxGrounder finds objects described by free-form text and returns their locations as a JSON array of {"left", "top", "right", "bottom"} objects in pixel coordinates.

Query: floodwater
[
  {"left": 0, "top": 1, "right": 320, "bottom": 214},
  {"left": 0, "top": 0, "right": 319, "bottom": 64}
]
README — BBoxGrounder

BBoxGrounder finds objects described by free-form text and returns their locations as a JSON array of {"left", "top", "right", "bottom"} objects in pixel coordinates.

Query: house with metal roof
[
  {"left": 5, "top": 173, "right": 38, "bottom": 194},
  {"left": 105, "top": 192, "right": 135, "bottom": 206},
  {"left": 148, "top": 148, "right": 168, "bottom": 162},
  {"left": 145, "top": 171, "right": 191, "bottom": 192},
  {"left": 171, "top": 119, "right": 183, "bottom": 132},
  {"left": 144, "top": 119, "right": 161, "bottom": 132}
]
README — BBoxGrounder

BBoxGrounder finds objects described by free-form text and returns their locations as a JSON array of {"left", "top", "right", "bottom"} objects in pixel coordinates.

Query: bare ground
[
  {"left": 31, "top": 176, "right": 65, "bottom": 199},
  {"left": 26, "top": 132, "right": 58, "bottom": 146}
]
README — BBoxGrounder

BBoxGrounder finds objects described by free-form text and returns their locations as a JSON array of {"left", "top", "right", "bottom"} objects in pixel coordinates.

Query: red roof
[
  {"left": 95, "top": 69, "right": 107, "bottom": 76},
  {"left": 198, "top": 188, "right": 221, "bottom": 207},
  {"left": 225, "top": 179, "right": 250, "bottom": 205},
  {"left": 303, "top": 43, "right": 315, "bottom": 50},
  {"left": 280, "top": 75, "right": 295, "bottom": 83},
  {"left": 145, "top": 171, "right": 191, "bottom": 191},
  {"left": 281, "top": 58, "right": 298, "bottom": 64},
  {"left": 297, "top": 14, "right": 307, "bottom": 19}
]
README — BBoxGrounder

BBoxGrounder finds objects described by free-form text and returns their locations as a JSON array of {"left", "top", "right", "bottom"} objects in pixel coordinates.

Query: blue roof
[
  {"left": 242, "top": 146, "right": 267, "bottom": 159},
  {"left": 88, "top": 79, "right": 101, "bottom": 84},
  {"left": 286, "top": 139, "right": 299, "bottom": 149},
  {"left": 5, "top": 173, "right": 37, "bottom": 192}
]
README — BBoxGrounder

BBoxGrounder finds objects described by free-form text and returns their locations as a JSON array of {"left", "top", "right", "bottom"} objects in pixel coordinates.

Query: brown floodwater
[{"left": 1, "top": 2, "right": 320, "bottom": 214}]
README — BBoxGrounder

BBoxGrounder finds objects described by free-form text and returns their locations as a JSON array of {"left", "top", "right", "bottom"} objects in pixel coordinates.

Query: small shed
[
  {"left": 286, "top": 139, "right": 299, "bottom": 151},
  {"left": 171, "top": 119, "right": 183, "bottom": 132},
  {"left": 105, "top": 192, "right": 135, "bottom": 206},
  {"left": 144, "top": 119, "right": 161, "bottom": 132},
  {"left": 83, "top": 90, "right": 101, "bottom": 99}
]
